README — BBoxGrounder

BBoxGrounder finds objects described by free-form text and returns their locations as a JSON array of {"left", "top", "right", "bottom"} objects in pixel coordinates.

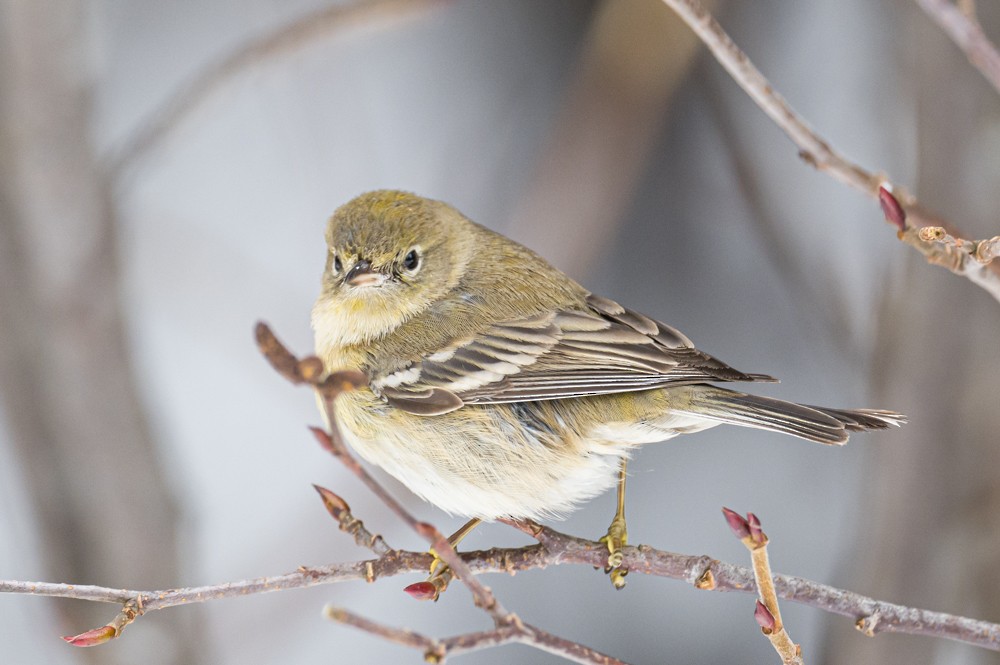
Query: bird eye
[
  {"left": 403, "top": 248, "right": 420, "bottom": 272},
  {"left": 332, "top": 253, "right": 343, "bottom": 273}
]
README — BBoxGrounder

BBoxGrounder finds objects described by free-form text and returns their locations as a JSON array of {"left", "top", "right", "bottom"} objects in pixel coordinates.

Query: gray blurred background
[{"left": 2, "top": 1, "right": 999, "bottom": 663}]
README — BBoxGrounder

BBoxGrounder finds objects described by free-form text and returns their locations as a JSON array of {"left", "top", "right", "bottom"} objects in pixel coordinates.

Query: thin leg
[
  {"left": 420, "top": 517, "right": 481, "bottom": 600},
  {"left": 599, "top": 458, "right": 628, "bottom": 589},
  {"left": 428, "top": 517, "right": 481, "bottom": 576}
]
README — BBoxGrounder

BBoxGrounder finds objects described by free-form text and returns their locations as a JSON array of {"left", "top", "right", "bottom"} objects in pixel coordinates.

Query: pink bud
[
  {"left": 403, "top": 581, "right": 439, "bottom": 601},
  {"left": 62, "top": 625, "right": 117, "bottom": 647},
  {"left": 878, "top": 185, "right": 906, "bottom": 231},
  {"left": 722, "top": 507, "right": 751, "bottom": 539},
  {"left": 754, "top": 600, "right": 776, "bottom": 633}
]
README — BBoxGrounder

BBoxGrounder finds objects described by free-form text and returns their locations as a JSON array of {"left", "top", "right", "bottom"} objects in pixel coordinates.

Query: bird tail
[{"left": 674, "top": 385, "right": 906, "bottom": 445}]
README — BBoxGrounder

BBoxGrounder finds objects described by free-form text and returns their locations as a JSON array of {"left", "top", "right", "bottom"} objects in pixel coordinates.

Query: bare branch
[
  {"left": 106, "top": 0, "right": 444, "bottom": 180},
  {"left": 324, "top": 606, "right": 438, "bottom": 653},
  {"left": 325, "top": 606, "right": 630, "bottom": 665},
  {"left": 918, "top": 226, "right": 1000, "bottom": 265},
  {"left": 5, "top": 524, "right": 1000, "bottom": 651},
  {"left": 915, "top": 0, "right": 1000, "bottom": 95},
  {"left": 659, "top": 0, "right": 1000, "bottom": 303}
]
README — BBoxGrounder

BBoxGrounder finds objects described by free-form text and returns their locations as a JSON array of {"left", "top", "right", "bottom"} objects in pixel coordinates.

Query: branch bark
[{"left": 3, "top": 519, "right": 1000, "bottom": 652}]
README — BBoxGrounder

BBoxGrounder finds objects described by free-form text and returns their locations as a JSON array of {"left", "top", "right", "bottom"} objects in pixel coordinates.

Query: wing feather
[{"left": 376, "top": 293, "right": 775, "bottom": 415}]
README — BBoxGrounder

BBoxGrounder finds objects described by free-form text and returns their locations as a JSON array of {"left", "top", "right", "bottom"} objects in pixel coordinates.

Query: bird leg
[
  {"left": 599, "top": 459, "right": 629, "bottom": 589},
  {"left": 420, "top": 517, "right": 481, "bottom": 599}
]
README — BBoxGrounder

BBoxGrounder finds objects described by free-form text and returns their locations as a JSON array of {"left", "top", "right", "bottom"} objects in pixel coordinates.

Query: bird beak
[{"left": 344, "top": 259, "right": 386, "bottom": 287}]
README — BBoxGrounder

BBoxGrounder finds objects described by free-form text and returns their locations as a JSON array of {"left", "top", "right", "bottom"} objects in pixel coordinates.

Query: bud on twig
[
  {"left": 313, "top": 484, "right": 350, "bottom": 521},
  {"left": 722, "top": 507, "right": 751, "bottom": 540},
  {"left": 404, "top": 581, "right": 440, "bottom": 602},
  {"left": 62, "top": 625, "right": 117, "bottom": 647},
  {"left": 878, "top": 184, "right": 907, "bottom": 231},
  {"left": 754, "top": 600, "right": 776, "bottom": 634}
]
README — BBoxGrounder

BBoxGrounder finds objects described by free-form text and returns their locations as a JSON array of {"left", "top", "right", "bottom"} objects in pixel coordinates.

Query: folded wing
[{"left": 375, "top": 293, "right": 775, "bottom": 415}]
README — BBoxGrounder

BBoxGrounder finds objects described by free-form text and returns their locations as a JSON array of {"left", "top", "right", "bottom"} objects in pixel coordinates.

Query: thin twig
[
  {"left": 308, "top": 425, "right": 421, "bottom": 530},
  {"left": 255, "top": 321, "right": 422, "bottom": 530},
  {"left": 106, "top": 0, "right": 444, "bottom": 180},
  {"left": 5, "top": 522, "right": 1000, "bottom": 650},
  {"left": 324, "top": 606, "right": 438, "bottom": 653},
  {"left": 659, "top": 0, "right": 1000, "bottom": 303},
  {"left": 916, "top": 0, "right": 1000, "bottom": 95},
  {"left": 723, "top": 509, "right": 803, "bottom": 665},
  {"left": 325, "top": 606, "right": 629, "bottom": 665},
  {"left": 918, "top": 226, "right": 1000, "bottom": 265},
  {"left": 313, "top": 484, "right": 392, "bottom": 556}
]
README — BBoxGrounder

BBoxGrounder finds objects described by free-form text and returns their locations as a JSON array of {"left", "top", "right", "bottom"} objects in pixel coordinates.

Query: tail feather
[{"left": 677, "top": 386, "right": 906, "bottom": 445}]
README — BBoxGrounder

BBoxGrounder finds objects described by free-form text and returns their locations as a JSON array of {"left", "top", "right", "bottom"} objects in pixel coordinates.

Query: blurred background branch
[
  {"left": 0, "top": 2, "right": 196, "bottom": 664},
  {"left": 506, "top": 0, "right": 713, "bottom": 275},
  {"left": 106, "top": 0, "right": 445, "bottom": 182},
  {"left": 916, "top": 0, "right": 1000, "bottom": 94}
]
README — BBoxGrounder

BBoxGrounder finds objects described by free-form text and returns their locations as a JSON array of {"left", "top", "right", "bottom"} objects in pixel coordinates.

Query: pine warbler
[{"left": 311, "top": 190, "right": 903, "bottom": 523}]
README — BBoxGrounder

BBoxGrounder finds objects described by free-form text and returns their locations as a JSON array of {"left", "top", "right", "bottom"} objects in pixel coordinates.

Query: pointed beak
[{"left": 344, "top": 259, "right": 386, "bottom": 287}]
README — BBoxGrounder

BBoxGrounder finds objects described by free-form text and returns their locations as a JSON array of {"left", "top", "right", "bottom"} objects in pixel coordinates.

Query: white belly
[{"left": 330, "top": 390, "right": 696, "bottom": 521}]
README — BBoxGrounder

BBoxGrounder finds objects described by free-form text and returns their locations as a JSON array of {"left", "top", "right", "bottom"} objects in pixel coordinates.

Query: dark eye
[
  {"left": 332, "top": 253, "right": 343, "bottom": 273},
  {"left": 403, "top": 248, "right": 420, "bottom": 272}
]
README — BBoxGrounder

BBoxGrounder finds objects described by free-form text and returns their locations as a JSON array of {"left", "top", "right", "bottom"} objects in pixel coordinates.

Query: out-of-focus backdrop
[{"left": 2, "top": 1, "right": 999, "bottom": 663}]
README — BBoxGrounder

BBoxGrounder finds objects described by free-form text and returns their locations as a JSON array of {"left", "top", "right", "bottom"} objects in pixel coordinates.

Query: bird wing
[{"left": 374, "top": 293, "right": 776, "bottom": 415}]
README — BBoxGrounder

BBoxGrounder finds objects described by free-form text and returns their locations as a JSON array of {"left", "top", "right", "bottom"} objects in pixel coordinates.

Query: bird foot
[
  {"left": 598, "top": 515, "right": 629, "bottom": 589},
  {"left": 403, "top": 550, "right": 453, "bottom": 601}
]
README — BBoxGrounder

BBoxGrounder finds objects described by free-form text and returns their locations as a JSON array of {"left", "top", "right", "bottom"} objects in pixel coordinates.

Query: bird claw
[{"left": 599, "top": 516, "right": 629, "bottom": 589}]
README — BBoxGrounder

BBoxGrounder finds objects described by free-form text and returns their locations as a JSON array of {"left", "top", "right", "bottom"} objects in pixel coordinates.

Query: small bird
[{"left": 312, "top": 190, "right": 903, "bottom": 589}]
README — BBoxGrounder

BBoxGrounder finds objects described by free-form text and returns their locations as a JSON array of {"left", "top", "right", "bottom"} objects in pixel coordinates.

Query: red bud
[
  {"left": 62, "top": 625, "right": 117, "bottom": 647},
  {"left": 754, "top": 600, "right": 776, "bottom": 633},
  {"left": 722, "top": 507, "right": 751, "bottom": 539},
  {"left": 878, "top": 185, "right": 906, "bottom": 231},
  {"left": 403, "top": 581, "right": 439, "bottom": 601}
]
